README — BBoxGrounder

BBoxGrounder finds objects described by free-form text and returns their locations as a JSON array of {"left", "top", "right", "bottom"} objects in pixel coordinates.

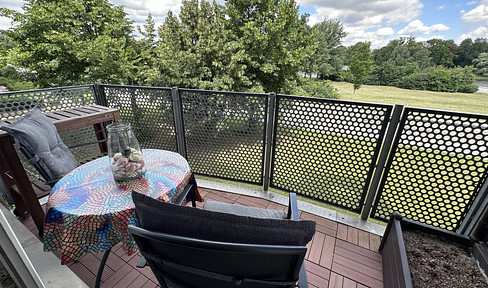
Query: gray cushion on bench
[
  {"left": 132, "top": 191, "right": 315, "bottom": 246},
  {"left": 0, "top": 106, "right": 78, "bottom": 180},
  {"left": 203, "top": 199, "right": 287, "bottom": 219}
]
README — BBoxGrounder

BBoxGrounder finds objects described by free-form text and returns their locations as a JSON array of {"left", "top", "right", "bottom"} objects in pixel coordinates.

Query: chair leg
[
  {"left": 298, "top": 261, "right": 308, "bottom": 288},
  {"left": 136, "top": 256, "right": 147, "bottom": 268}
]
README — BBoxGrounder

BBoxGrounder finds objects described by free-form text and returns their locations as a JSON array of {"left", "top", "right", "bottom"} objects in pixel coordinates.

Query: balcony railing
[{"left": 1, "top": 84, "right": 487, "bottom": 234}]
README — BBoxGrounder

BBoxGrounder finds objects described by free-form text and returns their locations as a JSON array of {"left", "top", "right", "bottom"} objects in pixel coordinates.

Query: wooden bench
[{"left": 0, "top": 104, "right": 121, "bottom": 235}]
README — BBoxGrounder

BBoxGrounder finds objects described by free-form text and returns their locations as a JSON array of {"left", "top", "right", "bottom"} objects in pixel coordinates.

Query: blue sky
[{"left": 1, "top": 0, "right": 487, "bottom": 48}]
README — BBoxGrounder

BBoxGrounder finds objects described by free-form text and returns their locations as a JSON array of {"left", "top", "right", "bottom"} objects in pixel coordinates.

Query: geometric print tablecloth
[{"left": 43, "top": 149, "right": 198, "bottom": 264}]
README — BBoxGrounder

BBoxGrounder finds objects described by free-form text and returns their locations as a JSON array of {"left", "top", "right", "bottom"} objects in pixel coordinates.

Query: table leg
[{"left": 95, "top": 248, "right": 111, "bottom": 288}]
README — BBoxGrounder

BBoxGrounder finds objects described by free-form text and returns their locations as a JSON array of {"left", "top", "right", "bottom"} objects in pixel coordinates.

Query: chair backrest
[
  {"left": 0, "top": 106, "right": 78, "bottom": 187},
  {"left": 128, "top": 225, "right": 307, "bottom": 288}
]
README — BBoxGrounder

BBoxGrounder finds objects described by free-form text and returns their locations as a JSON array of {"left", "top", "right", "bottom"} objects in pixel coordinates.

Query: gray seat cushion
[
  {"left": 132, "top": 191, "right": 315, "bottom": 246},
  {"left": 0, "top": 106, "right": 78, "bottom": 180},
  {"left": 203, "top": 199, "right": 287, "bottom": 219}
]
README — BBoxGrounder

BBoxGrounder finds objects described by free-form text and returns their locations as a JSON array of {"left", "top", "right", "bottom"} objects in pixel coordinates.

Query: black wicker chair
[{"left": 129, "top": 192, "right": 314, "bottom": 288}]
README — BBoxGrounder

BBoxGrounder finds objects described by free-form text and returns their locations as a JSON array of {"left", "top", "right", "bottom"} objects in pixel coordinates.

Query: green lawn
[{"left": 331, "top": 81, "right": 488, "bottom": 115}]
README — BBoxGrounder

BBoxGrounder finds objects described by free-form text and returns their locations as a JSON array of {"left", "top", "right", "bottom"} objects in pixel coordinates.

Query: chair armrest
[
  {"left": 174, "top": 184, "right": 195, "bottom": 206},
  {"left": 287, "top": 193, "right": 299, "bottom": 221},
  {"left": 298, "top": 261, "right": 308, "bottom": 288}
]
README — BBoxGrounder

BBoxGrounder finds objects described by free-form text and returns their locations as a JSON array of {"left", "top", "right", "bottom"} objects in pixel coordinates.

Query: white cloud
[
  {"left": 398, "top": 20, "right": 449, "bottom": 35},
  {"left": 457, "top": 26, "right": 488, "bottom": 43},
  {"left": 376, "top": 27, "right": 395, "bottom": 36},
  {"left": 461, "top": 1, "right": 488, "bottom": 24},
  {"left": 416, "top": 35, "right": 444, "bottom": 42},
  {"left": 300, "top": 0, "right": 423, "bottom": 29},
  {"left": 342, "top": 26, "right": 395, "bottom": 48},
  {"left": 112, "top": 0, "right": 181, "bottom": 23},
  {"left": 0, "top": 17, "right": 12, "bottom": 31},
  {"left": 299, "top": 0, "right": 423, "bottom": 47},
  {"left": 438, "top": 5, "right": 445, "bottom": 10},
  {"left": 467, "top": 1, "right": 478, "bottom": 5}
]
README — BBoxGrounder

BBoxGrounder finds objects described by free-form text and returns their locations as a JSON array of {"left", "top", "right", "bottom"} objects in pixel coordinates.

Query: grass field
[{"left": 330, "top": 81, "right": 488, "bottom": 115}]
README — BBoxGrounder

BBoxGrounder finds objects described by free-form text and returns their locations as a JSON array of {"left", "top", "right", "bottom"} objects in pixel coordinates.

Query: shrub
[
  {"left": 366, "top": 62, "right": 420, "bottom": 86},
  {"left": 339, "top": 70, "right": 354, "bottom": 83},
  {"left": 397, "top": 73, "right": 430, "bottom": 90},
  {"left": 397, "top": 66, "right": 477, "bottom": 93},
  {"left": 298, "top": 79, "right": 340, "bottom": 99}
]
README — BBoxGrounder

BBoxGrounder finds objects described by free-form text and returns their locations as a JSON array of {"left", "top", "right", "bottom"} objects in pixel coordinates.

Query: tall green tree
[
  {"left": 304, "top": 19, "right": 347, "bottom": 80},
  {"left": 149, "top": 0, "right": 249, "bottom": 91},
  {"left": 473, "top": 52, "right": 488, "bottom": 76},
  {"left": 425, "top": 39, "right": 456, "bottom": 67},
  {"left": 0, "top": 31, "right": 35, "bottom": 90},
  {"left": 133, "top": 13, "right": 158, "bottom": 85},
  {"left": 349, "top": 42, "right": 373, "bottom": 98},
  {"left": 225, "top": 0, "right": 313, "bottom": 93},
  {"left": 369, "top": 37, "right": 430, "bottom": 86},
  {"left": 1, "top": 0, "right": 135, "bottom": 87},
  {"left": 455, "top": 38, "right": 488, "bottom": 67}
]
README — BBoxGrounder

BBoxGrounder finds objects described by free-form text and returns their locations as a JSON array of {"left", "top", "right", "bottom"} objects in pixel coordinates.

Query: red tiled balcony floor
[{"left": 21, "top": 188, "right": 383, "bottom": 288}]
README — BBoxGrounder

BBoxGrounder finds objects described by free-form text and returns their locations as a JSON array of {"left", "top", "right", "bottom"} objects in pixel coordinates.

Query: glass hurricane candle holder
[{"left": 106, "top": 122, "right": 145, "bottom": 181}]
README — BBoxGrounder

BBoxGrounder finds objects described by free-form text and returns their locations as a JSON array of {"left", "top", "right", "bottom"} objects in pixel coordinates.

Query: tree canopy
[
  {"left": 473, "top": 52, "right": 488, "bottom": 77},
  {"left": 147, "top": 0, "right": 250, "bottom": 91},
  {"left": 1, "top": 0, "right": 135, "bottom": 87},
  {"left": 0, "top": 0, "right": 485, "bottom": 96},
  {"left": 225, "top": 0, "right": 313, "bottom": 93},
  {"left": 304, "top": 19, "right": 347, "bottom": 80}
]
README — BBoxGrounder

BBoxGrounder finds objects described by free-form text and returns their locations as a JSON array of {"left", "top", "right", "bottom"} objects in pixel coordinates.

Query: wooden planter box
[{"left": 378, "top": 212, "right": 474, "bottom": 288}]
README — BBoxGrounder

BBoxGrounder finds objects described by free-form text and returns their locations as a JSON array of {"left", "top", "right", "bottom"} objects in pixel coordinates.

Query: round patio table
[{"left": 42, "top": 149, "right": 200, "bottom": 286}]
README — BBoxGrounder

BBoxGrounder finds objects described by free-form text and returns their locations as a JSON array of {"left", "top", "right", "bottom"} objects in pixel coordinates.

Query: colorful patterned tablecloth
[{"left": 43, "top": 149, "right": 199, "bottom": 264}]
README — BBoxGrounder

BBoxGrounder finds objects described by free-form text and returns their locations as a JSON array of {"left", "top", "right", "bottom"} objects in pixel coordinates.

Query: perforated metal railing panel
[
  {"left": 0, "top": 86, "right": 99, "bottom": 182},
  {"left": 371, "top": 108, "right": 488, "bottom": 230},
  {"left": 180, "top": 89, "right": 268, "bottom": 184},
  {"left": 0, "top": 86, "right": 96, "bottom": 120},
  {"left": 60, "top": 128, "right": 104, "bottom": 163},
  {"left": 270, "top": 95, "right": 392, "bottom": 213},
  {"left": 102, "top": 85, "right": 177, "bottom": 152}
]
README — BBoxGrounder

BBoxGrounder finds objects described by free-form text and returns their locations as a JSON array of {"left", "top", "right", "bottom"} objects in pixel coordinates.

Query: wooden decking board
[
  {"left": 69, "top": 261, "right": 97, "bottom": 288},
  {"left": 335, "top": 239, "right": 382, "bottom": 262},
  {"left": 334, "top": 246, "right": 382, "bottom": 271},
  {"left": 337, "top": 223, "right": 348, "bottom": 240},
  {"left": 109, "top": 265, "right": 145, "bottom": 288},
  {"left": 202, "top": 192, "right": 235, "bottom": 204},
  {"left": 18, "top": 187, "right": 384, "bottom": 288},
  {"left": 333, "top": 254, "right": 383, "bottom": 281},
  {"left": 234, "top": 195, "right": 269, "bottom": 208},
  {"left": 300, "top": 212, "right": 338, "bottom": 231},
  {"left": 125, "top": 274, "right": 151, "bottom": 288},
  {"left": 369, "top": 233, "right": 382, "bottom": 251},
  {"left": 343, "top": 277, "right": 357, "bottom": 288},
  {"left": 332, "top": 262, "right": 383, "bottom": 288},
  {"left": 101, "top": 263, "right": 135, "bottom": 287},
  {"left": 304, "top": 259, "right": 331, "bottom": 281},
  {"left": 319, "top": 234, "right": 336, "bottom": 269},
  {"left": 358, "top": 229, "right": 370, "bottom": 249},
  {"left": 309, "top": 231, "right": 325, "bottom": 263},
  {"left": 347, "top": 226, "right": 359, "bottom": 245},
  {"left": 209, "top": 189, "right": 240, "bottom": 202},
  {"left": 140, "top": 279, "right": 157, "bottom": 288},
  {"left": 306, "top": 234, "right": 313, "bottom": 259},
  {"left": 329, "top": 272, "right": 344, "bottom": 288},
  {"left": 307, "top": 271, "right": 330, "bottom": 288}
]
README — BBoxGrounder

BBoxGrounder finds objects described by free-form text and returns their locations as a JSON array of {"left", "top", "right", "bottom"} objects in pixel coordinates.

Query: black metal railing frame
[{"left": 2, "top": 84, "right": 488, "bottom": 235}]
